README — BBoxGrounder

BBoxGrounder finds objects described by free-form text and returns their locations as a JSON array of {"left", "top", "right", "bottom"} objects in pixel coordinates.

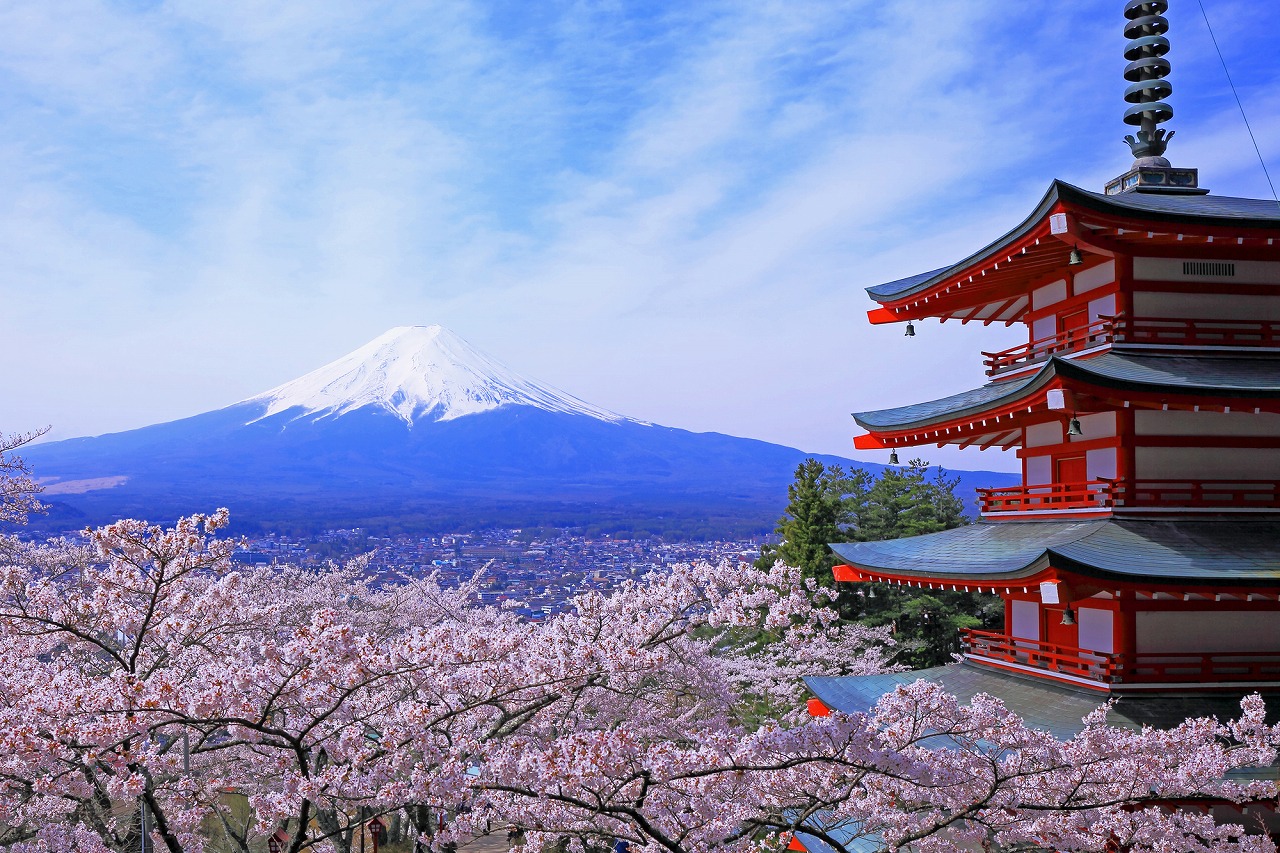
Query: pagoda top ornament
[
  {"left": 1122, "top": 0, "right": 1175, "bottom": 161},
  {"left": 1106, "top": 0, "right": 1206, "bottom": 195}
]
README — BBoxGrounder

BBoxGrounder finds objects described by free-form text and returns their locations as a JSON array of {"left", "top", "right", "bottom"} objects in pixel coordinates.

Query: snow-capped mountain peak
[{"left": 247, "top": 325, "right": 632, "bottom": 426}]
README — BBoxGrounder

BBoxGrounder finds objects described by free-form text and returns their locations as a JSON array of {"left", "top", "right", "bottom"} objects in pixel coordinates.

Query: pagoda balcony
[
  {"left": 1111, "top": 315, "right": 1280, "bottom": 350},
  {"left": 983, "top": 318, "right": 1112, "bottom": 376},
  {"left": 961, "top": 629, "right": 1280, "bottom": 686},
  {"left": 983, "top": 314, "right": 1280, "bottom": 377},
  {"left": 977, "top": 478, "right": 1280, "bottom": 515},
  {"left": 1111, "top": 479, "right": 1280, "bottom": 509},
  {"left": 977, "top": 480, "right": 1114, "bottom": 514},
  {"left": 962, "top": 629, "right": 1122, "bottom": 683}
]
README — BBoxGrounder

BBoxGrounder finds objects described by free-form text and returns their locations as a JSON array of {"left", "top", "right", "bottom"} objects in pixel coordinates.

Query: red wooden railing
[
  {"left": 1126, "top": 652, "right": 1280, "bottom": 683},
  {"left": 982, "top": 318, "right": 1111, "bottom": 375},
  {"left": 976, "top": 480, "right": 1114, "bottom": 513},
  {"left": 978, "top": 479, "right": 1280, "bottom": 514},
  {"left": 962, "top": 630, "right": 1280, "bottom": 685},
  {"left": 982, "top": 313, "right": 1280, "bottom": 376},
  {"left": 961, "top": 629, "right": 1122, "bottom": 682},
  {"left": 1111, "top": 315, "right": 1280, "bottom": 348},
  {"left": 1110, "top": 479, "right": 1280, "bottom": 509}
]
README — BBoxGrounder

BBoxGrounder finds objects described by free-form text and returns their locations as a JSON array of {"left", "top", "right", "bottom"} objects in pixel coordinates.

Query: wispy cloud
[{"left": 4, "top": 0, "right": 1278, "bottom": 473}]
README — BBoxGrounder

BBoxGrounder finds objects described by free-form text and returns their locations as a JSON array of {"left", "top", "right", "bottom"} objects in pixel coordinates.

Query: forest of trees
[{"left": 757, "top": 459, "right": 1000, "bottom": 667}]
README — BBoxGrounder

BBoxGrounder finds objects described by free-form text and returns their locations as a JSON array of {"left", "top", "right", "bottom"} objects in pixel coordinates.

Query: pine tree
[
  {"left": 755, "top": 460, "right": 868, "bottom": 590},
  {"left": 850, "top": 459, "right": 967, "bottom": 542},
  {"left": 760, "top": 458, "right": 999, "bottom": 668}
]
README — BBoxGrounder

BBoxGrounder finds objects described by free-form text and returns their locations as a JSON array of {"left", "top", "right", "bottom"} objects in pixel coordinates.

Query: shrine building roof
[
  {"left": 853, "top": 352, "right": 1280, "bottom": 435},
  {"left": 805, "top": 663, "right": 1280, "bottom": 759},
  {"left": 863, "top": 181, "right": 1280, "bottom": 325},
  {"left": 829, "top": 518, "right": 1280, "bottom": 586},
  {"left": 796, "top": 667, "right": 1280, "bottom": 851}
]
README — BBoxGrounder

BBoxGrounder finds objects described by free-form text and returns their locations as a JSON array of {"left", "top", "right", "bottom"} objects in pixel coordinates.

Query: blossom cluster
[{"left": 0, "top": 509, "right": 1274, "bottom": 853}]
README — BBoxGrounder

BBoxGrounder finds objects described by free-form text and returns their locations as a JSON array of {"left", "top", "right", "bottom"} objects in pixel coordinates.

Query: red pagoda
[{"left": 803, "top": 0, "right": 1280, "bottom": 839}]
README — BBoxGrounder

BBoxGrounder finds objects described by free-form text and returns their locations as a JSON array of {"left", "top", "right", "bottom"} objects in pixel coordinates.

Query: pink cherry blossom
[{"left": 0, "top": 460, "right": 1275, "bottom": 853}]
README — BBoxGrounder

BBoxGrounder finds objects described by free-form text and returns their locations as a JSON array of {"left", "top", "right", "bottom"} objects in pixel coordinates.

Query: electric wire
[{"left": 1196, "top": 0, "right": 1280, "bottom": 205}]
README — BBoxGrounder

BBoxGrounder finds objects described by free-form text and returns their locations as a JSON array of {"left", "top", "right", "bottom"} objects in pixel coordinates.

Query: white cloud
[{"left": 3, "top": 0, "right": 1279, "bottom": 479}]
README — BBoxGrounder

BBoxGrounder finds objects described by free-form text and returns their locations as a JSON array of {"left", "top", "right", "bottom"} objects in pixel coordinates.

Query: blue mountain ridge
[{"left": 21, "top": 401, "right": 1018, "bottom": 537}]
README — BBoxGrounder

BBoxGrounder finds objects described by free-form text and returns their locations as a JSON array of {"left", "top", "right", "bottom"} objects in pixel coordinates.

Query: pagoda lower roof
[
  {"left": 868, "top": 180, "right": 1280, "bottom": 303},
  {"left": 806, "top": 663, "right": 1280, "bottom": 755},
  {"left": 796, "top": 666, "right": 1279, "bottom": 851},
  {"left": 853, "top": 351, "right": 1280, "bottom": 434},
  {"left": 829, "top": 518, "right": 1280, "bottom": 586}
]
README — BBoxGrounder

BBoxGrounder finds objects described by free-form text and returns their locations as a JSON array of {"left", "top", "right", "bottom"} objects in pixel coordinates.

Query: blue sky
[{"left": 4, "top": 0, "right": 1279, "bottom": 473}]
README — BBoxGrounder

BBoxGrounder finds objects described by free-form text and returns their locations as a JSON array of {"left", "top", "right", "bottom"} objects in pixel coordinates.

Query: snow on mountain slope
[{"left": 247, "top": 325, "right": 636, "bottom": 426}]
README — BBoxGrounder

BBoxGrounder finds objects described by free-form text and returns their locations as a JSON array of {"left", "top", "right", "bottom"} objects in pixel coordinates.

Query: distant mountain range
[{"left": 20, "top": 326, "right": 1016, "bottom": 536}]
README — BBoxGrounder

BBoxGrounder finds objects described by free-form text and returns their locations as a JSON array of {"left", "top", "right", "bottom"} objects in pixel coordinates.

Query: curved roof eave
[
  {"left": 866, "top": 181, "right": 1280, "bottom": 304},
  {"left": 1052, "top": 353, "right": 1280, "bottom": 398},
  {"left": 853, "top": 353, "right": 1280, "bottom": 435},
  {"left": 804, "top": 665, "right": 1280, "bottom": 749},
  {"left": 829, "top": 521, "right": 1087, "bottom": 581},
  {"left": 829, "top": 519, "right": 1280, "bottom": 586},
  {"left": 866, "top": 181, "right": 1064, "bottom": 301},
  {"left": 852, "top": 361, "right": 1054, "bottom": 433}
]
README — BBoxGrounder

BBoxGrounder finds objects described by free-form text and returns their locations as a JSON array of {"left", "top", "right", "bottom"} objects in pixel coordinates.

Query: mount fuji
[
  {"left": 21, "top": 326, "right": 1013, "bottom": 535},
  {"left": 249, "top": 325, "right": 632, "bottom": 427}
]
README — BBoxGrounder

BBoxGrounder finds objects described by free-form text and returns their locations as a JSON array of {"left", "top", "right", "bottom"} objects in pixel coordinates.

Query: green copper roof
[
  {"left": 792, "top": 826, "right": 880, "bottom": 853},
  {"left": 853, "top": 352, "right": 1280, "bottom": 432},
  {"left": 829, "top": 518, "right": 1280, "bottom": 585},
  {"left": 1054, "top": 352, "right": 1280, "bottom": 395},
  {"left": 798, "top": 665, "right": 1279, "bottom": 845},
  {"left": 805, "top": 663, "right": 1280, "bottom": 753},
  {"left": 867, "top": 180, "right": 1280, "bottom": 302},
  {"left": 853, "top": 371, "right": 1044, "bottom": 431},
  {"left": 1072, "top": 185, "right": 1280, "bottom": 222}
]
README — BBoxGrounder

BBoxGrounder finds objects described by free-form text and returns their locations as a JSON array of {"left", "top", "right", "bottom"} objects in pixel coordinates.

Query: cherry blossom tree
[
  {"left": 0, "top": 440, "right": 1275, "bottom": 853},
  {"left": 477, "top": 683, "right": 1277, "bottom": 853},
  {"left": 0, "top": 428, "right": 47, "bottom": 526},
  {"left": 0, "top": 499, "right": 891, "bottom": 853}
]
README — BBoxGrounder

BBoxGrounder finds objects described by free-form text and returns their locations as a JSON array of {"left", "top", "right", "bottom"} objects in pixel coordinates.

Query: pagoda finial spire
[
  {"left": 1105, "top": 0, "right": 1206, "bottom": 194},
  {"left": 1122, "top": 0, "right": 1175, "bottom": 162}
]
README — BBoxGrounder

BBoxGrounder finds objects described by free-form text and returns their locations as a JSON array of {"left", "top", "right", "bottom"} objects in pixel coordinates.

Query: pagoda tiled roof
[
  {"left": 805, "top": 663, "right": 1280, "bottom": 759},
  {"left": 789, "top": 816, "right": 881, "bottom": 853},
  {"left": 853, "top": 371, "right": 1043, "bottom": 430},
  {"left": 867, "top": 180, "right": 1280, "bottom": 302},
  {"left": 1082, "top": 188, "right": 1280, "bottom": 221},
  {"left": 829, "top": 518, "right": 1280, "bottom": 585},
  {"left": 853, "top": 352, "right": 1280, "bottom": 432},
  {"left": 796, "top": 666, "right": 1279, "bottom": 850},
  {"left": 1055, "top": 351, "right": 1280, "bottom": 394}
]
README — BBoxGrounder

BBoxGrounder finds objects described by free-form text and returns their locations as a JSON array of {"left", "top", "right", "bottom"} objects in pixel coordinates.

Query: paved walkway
[
  {"left": 459, "top": 832, "right": 511, "bottom": 853},
  {"left": 382, "top": 829, "right": 511, "bottom": 853}
]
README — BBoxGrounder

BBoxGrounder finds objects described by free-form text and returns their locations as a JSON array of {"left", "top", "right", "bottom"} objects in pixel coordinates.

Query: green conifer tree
[
  {"left": 760, "top": 458, "right": 999, "bottom": 668},
  {"left": 755, "top": 460, "right": 868, "bottom": 590}
]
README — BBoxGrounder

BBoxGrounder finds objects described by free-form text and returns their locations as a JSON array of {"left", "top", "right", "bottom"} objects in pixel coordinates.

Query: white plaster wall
[
  {"left": 1073, "top": 260, "right": 1116, "bottom": 294},
  {"left": 1086, "top": 448, "right": 1117, "bottom": 479},
  {"left": 1130, "top": 291, "right": 1280, "bottom": 321},
  {"left": 1136, "top": 611, "right": 1280, "bottom": 653},
  {"left": 1032, "top": 315, "right": 1056, "bottom": 341},
  {"left": 1026, "top": 456, "right": 1052, "bottom": 485},
  {"left": 1088, "top": 293, "right": 1117, "bottom": 322},
  {"left": 1078, "top": 412, "right": 1116, "bottom": 437},
  {"left": 1135, "top": 410, "right": 1280, "bottom": 437},
  {"left": 1133, "top": 257, "right": 1280, "bottom": 285},
  {"left": 1136, "top": 447, "right": 1280, "bottom": 480},
  {"left": 1032, "top": 279, "right": 1068, "bottom": 311},
  {"left": 1011, "top": 599, "right": 1040, "bottom": 640},
  {"left": 1077, "top": 607, "right": 1114, "bottom": 653},
  {"left": 1026, "top": 421, "right": 1063, "bottom": 447}
]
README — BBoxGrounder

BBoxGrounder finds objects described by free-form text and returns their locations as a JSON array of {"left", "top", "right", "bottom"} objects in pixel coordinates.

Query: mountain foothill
[{"left": 20, "top": 326, "right": 1014, "bottom": 537}]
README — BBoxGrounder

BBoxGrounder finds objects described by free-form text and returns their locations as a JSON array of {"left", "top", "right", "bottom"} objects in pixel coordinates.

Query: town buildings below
[{"left": 232, "top": 528, "right": 765, "bottom": 619}]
